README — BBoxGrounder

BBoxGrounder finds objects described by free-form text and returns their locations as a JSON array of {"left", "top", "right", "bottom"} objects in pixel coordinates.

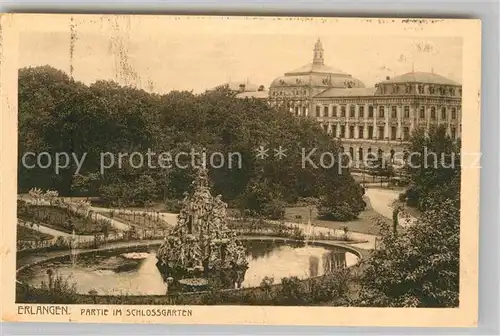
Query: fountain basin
[{"left": 17, "top": 240, "right": 360, "bottom": 296}]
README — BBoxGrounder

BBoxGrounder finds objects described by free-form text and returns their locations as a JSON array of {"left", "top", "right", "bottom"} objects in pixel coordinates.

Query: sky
[{"left": 17, "top": 15, "right": 463, "bottom": 94}]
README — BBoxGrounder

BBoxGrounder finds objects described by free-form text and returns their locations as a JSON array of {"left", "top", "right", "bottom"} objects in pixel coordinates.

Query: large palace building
[{"left": 229, "top": 39, "right": 462, "bottom": 162}]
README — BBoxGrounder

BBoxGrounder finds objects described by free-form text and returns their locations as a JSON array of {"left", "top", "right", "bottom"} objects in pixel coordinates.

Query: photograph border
[{"left": 1, "top": 13, "right": 481, "bottom": 327}]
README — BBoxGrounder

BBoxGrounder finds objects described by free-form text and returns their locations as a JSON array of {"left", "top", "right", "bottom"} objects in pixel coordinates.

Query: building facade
[{"left": 236, "top": 39, "right": 462, "bottom": 163}]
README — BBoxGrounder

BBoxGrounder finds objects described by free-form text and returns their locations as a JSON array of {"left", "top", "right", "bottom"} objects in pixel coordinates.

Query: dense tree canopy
[
  {"left": 359, "top": 126, "right": 461, "bottom": 307},
  {"left": 404, "top": 125, "right": 460, "bottom": 210},
  {"left": 18, "top": 66, "right": 364, "bottom": 218}
]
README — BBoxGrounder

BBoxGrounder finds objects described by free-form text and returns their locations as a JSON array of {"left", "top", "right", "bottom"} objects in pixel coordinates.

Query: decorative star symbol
[
  {"left": 274, "top": 146, "right": 287, "bottom": 160},
  {"left": 255, "top": 146, "right": 269, "bottom": 160}
]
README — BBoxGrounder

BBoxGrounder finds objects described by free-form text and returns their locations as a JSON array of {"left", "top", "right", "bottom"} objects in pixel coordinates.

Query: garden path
[
  {"left": 18, "top": 187, "right": 413, "bottom": 250},
  {"left": 364, "top": 188, "right": 417, "bottom": 228}
]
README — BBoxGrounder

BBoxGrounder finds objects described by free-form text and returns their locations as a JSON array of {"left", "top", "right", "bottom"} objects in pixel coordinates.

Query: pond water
[{"left": 19, "top": 241, "right": 359, "bottom": 296}]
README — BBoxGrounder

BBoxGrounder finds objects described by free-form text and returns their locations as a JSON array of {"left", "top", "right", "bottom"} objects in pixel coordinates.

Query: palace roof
[{"left": 381, "top": 71, "right": 460, "bottom": 86}]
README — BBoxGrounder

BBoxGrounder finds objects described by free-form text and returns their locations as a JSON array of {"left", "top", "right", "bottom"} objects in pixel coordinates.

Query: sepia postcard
[{"left": 0, "top": 14, "right": 481, "bottom": 327}]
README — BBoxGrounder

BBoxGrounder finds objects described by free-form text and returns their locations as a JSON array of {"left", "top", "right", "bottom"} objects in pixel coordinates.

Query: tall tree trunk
[{"left": 392, "top": 208, "right": 399, "bottom": 234}]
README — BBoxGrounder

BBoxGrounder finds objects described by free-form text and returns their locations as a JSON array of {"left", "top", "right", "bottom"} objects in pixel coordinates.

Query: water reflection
[{"left": 19, "top": 241, "right": 358, "bottom": 295}]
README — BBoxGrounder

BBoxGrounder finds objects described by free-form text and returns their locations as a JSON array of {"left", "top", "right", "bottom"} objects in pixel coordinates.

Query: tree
[
  {"left": 238, "top": 177, "right": 286, "bottom": 220},
  {"left": 404, "top": 125, "right": 460, "bottom": 210},
  {"left": 358, "top": 125, "right": 460, "bottom": 307},
  {"left": 359, "top": 188, "right": 459, "bottom": 307},
  {"left": 18, "top": 66, "right": 364, "bottom": 215},
  {"left": 317, "top": 158, "right": 365, "bottom": 221}
]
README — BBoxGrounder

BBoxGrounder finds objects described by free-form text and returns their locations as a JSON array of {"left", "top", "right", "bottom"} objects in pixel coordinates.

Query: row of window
[
  {"left": 321, "top": 124, "right": 458, "bottom": 141},
  {"left": 271, "top": 90, "right": 307, "bottom": 97},
  {"left": 315, "top": 105, "right": 459, "bottom": 120},
  {"left": 340, "top": 147, "right": 407, "bottom": 162},
  {"left": 379, "top": 84, "right": 460, "bottom": 96}
]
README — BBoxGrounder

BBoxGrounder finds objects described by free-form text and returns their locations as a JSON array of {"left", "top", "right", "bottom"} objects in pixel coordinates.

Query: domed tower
[
  {"left": 313, "top": 38, "right": 324, "bottom": 66},
  {"left": 269, "top": 39, "right": 365, "bottom": 116}
]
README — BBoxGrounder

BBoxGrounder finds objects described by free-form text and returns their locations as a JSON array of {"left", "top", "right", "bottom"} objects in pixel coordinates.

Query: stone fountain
[{"left": 155, "top": 166, "right": 248, "bottom": 291}]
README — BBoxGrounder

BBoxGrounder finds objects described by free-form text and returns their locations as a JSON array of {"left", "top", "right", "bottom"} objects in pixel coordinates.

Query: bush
[
  {"left": 318, "top": 177, "right": 365, "bottom": 221},
  {"left": 262, "top": 198, "right": 286, "bottom": 220},
  {"left": 17, "top": 275, "right": 78, "bottom": 304},
  {"left": 276, "top": 276, "right": 309, "bottom": 305},
  {"left": 319, "top": 202, "right": 361, "bottom": 221}
]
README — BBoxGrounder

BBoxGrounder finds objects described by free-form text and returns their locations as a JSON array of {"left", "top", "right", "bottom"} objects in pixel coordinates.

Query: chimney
[
  {"left": 386, "top": 76, "right": 391, "bottom": 80},
  {"left": 258, "top": 85, "right": 265, "bottom": 91},
  {"left": 239, "top": 84, "right": 246, "bottom": 92}
]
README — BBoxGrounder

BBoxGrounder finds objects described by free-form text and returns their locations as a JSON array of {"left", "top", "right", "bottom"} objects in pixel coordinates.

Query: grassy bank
[{"left": 17, "top": 225, "right": 53, "bottom": 242}]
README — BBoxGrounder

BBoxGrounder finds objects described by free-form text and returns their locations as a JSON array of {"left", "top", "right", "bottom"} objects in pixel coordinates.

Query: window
[
  {"left": 450, "top": 88, "right": 456, "bottom": 96},
  {"left": 341, "top": 106, "right": 346, "bottom": 117},
  {"left": 331, "top": 125, "right": 337, "bottom": 137},
  {"left": 429, "top": 86, "right": 435, "bottom": 94},
  {"left": 349, "top": 105, "right": 355, "bottom": 118},
  {"left": 323, "top": 105, "right": 329, "bottom": 117},
  {"left": 349, "top": 126, "right": 355, "bottom": 139},
  {"left": 418, "top": 85, "right": 424, "bottom": 94},
  {"left": 391, "top": 106, "right": 397, "bottom": 119},
  {"left": 358, "top": 147, "right": 363, "bottom": 161},
  {"left": 378, "top": 126, "right": 385, "bottom": 139},
  {"left": 332, "top": 105, "right": 338, "bottom": 117},
  {"left": 379, "top": 106, "right": 385, "bottom": 118},
  {"left": 405, "top": 84, "right": 412, "bottom": 94},
  {"left": 403, "top": 127, "right": 410, "bottom": 140},
  {"left": 323, "top": 124, "right": 328, "bottom": 132},
  {"left": 391, "top": 126, "right": 397, "bottom": 140},
  {"left": 368, "top": 106, "right": 374, "bottom": 118},
  {"left": 451, "top": 108, "right": 457, "bottom": 119},
  {"left": 315, "top": 106, "right": 321, "bottom": 117},
  {"left": 358, "top": 126, "right": 364, "bottom": 139},
  {"left": 294, "top": 106, "right": 300, "bottom": 116},
  {"left": 340, "top": 125, "right": 345, "bottom": 138},
  {"left": 392, "top": 85, "right": 399, "bottom": 93},
  {"left": 441, "top": 107, "right": 447, "bottom": 120},
  {"left": 431, "top": 107, "right": 436, "bottom": 120},
  {"left": 404, "top": 106, "right": 410, "bottom": 118},
  {"left": 368, "top": 126, "right": 374, "bottom": 139},
  {"left": 451, "top": 127, "right": 456, "bottom": 139},
  {"left": 349, "top": 147, "right": 354, "bottom": 160},
  {"left": 302, "top": 106, "right": 307, "bottom": 115},
  {"left": 359, "top": 106, "right": 364, "bottom": 118},
  {"left": 419, "top": 106, "right": 425, "bottom": 119}
]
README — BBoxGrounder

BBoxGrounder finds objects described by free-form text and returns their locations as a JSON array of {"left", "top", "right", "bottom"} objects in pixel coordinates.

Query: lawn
[
  {"left": 17, "top": 225, "right": 53, "bottom": 242},
  {"left": 226, "top": 197, "right": 391, "bottom": 236},
  {"left": 283, "top": 197, "right": 392, "bottom": 236},
  {"left": 17, "top": 204, "right": 113, "bottom": 235}
]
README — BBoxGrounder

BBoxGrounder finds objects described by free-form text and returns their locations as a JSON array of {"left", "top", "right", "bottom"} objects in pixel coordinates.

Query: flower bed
[{"left": 18, "top": 203, "right": 112, "bottom": 235}]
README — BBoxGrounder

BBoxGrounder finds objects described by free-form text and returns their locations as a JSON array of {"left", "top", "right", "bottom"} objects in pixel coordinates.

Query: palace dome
[
  {"left": 269, "top": 39, "right": 366, "bottom": 90},
  {"left": 382, "top": 71, "right": 460, "bottom": 86}
]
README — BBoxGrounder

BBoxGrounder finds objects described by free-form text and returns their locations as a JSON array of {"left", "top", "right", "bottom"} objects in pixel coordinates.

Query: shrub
[
  {"left": 276, "top": 276, "right": 309, "bottom": 305},
  {"left": 17, "top": 275, "right": 78, "bottom": 304}
]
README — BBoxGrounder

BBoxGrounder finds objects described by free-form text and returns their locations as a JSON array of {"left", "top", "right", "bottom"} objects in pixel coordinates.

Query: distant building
[
  {"left": 208, "top": 80, "right": 269, "bottom": 98},
  {"left": 220, "top": 39, "right": 462, "bottom": 162}
]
